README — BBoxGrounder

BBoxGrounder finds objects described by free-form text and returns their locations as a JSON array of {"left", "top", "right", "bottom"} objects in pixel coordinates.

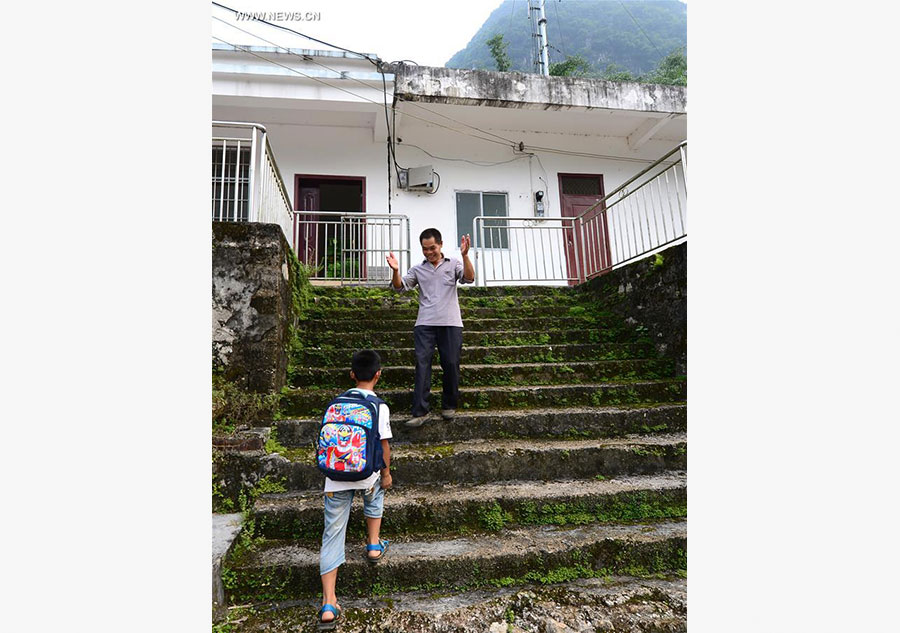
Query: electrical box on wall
[
  {"left": 398, "top": 165, "right": 435, "bottom": 193},
  {"left": 534, "top": 190, "right": 545, "bottom": 217}
]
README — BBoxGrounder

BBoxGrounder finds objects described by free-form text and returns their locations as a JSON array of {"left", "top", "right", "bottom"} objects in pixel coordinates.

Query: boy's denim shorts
[{"left": 320, "top": 478, "right": 385, "bottom": 575}]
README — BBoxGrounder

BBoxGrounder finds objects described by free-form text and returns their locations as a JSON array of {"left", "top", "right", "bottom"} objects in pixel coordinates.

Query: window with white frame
[{"left": 456, "top": 191, "right": 509, "bottom": 249}]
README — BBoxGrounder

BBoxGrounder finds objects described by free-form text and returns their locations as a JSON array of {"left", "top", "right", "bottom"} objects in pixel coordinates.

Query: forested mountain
[{"left": 445, "top": 0, "right": 686, "bottom": 78}]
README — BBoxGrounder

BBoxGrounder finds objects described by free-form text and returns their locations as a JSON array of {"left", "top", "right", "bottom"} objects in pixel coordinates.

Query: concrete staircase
[{"left": 217, "top": 284, "right": 687, "bottom": 631}]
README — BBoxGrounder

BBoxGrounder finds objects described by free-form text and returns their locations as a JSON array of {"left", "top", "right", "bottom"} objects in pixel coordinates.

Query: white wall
[
  {"left": 259, "top": 117, "right": 685, "bottom": 285},
  {"left": 389, "top": 121, "right": 685, "bottom": 284},
  {"left": 213, "top": 55, "right": 687, "bottom": 284}
]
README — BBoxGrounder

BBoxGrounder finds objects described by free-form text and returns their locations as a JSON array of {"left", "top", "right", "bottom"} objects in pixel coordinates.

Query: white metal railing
[
  {"left": 212, "top": 121, "right": 294, "bottom": 246},
  {"left": 292, "top": 211, "right": 411, "bottom": 285},
  {"left": 580, "top": 142, "right": 687, "bottom": 279},
  {"left": 472, "top": 216, "right": 580, "bottom": 286},
  {"left": 474, "top": 142, "right": 686, "bottom": 286}
]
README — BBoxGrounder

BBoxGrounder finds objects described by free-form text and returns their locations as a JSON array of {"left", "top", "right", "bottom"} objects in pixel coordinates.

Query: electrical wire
[
  {"left": 216, "top": 36, "right": 665, "bottom": 166},
  {"left": 212, "top": 16, "right": 520, "bottom": 147},
  {"left": 212, "top": 36, "right": 515, "bottom": 150},
  {"left": 213, "top": 19, "right": 672, "bottom": 167},
  {"left": 398, "top": 143, "right": 529, "bottom": 167},
  {"left": 617, "top": 0, "right": 664, "bottom": 59},
  {"left": 212, "top": 1, "right": 379, "bottom": 64},
  {"left": 524, "top": 145, "right": 665, "bottom": 164},
  {"left": 552, "top": 0, "right": 567, "bottom": 62},
  {"left": 381, "top": 67, "right": 393, "bottom": 213},
  {"left": 426, "top": 171, "right": 441, "bottom": 195}
]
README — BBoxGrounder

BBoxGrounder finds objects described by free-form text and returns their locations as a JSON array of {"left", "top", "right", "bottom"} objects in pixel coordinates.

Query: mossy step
[
  {"left": 312, "top": 285, "right": 575, "bottom": 298},
  {"left": 299, "top": 316, "right": 618, "bottom": 334},
  {"left": 232, "top": 434, "right": 687, "bottom": 492},
  {"left": 303, "top": 305, "right": 606, "bottom": 321},
  {"left": 298, "top": 328, "right": 638, "bottom": 349},
  {"left": 224, "top": 519, "right": 686, "bottom": 602},
  {"left": 293, "top": 342, "right": 655, "bottom": 368},
  {"left": 274, "top": 403, "right": 687, "bottom": 447},
  {"left": 280, "top": 379, "right": 687, "bottom": 417},
  {"left": 290, "top": 359, "right": 675, "bottom": 390},
  {"left": 254, "top": 472, "right": 687, "bottom": 541},
  {"left": 213, "top": 575, "right": 687, "bottom": 632},
  {"left": 308, "top": 294, "right": 581, "bottom": 310}
]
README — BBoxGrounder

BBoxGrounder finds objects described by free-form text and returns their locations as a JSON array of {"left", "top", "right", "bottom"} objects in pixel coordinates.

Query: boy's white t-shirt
[{"left": 323, "top": 387, "right": 392, "bottom": 492}]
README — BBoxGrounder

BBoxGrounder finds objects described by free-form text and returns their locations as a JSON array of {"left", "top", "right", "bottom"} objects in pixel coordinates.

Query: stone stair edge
[
  {"left": 270, "top": 433, "right": 687, "bottom": 461},
  {"left": 282, "top": 378, "right": 686, "bottom": 395},
  {"left": 292, "top": 359, "right": 671, "bottom": 376},
  {"left": 276, "top": 402, "right": 687, "bottom": 425},
  {"left": 255, "top": 471, "right": 688, "bottom": 508},
  {"left": 230, "top": 518, "right": 687, "bottom": 572}
]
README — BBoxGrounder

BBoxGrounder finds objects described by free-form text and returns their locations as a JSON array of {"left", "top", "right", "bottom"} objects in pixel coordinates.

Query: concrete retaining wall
[
  {"left": 212, "top": 222, "right": 295, "bottom": 393},
  {"left": 579, "top": 243, "right": 686, "bottom": 375}
]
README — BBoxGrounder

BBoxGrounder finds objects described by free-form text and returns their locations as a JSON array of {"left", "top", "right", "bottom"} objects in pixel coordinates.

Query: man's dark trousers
[{"left": 412, "top": 325, "right": 463, "bottom": 417}]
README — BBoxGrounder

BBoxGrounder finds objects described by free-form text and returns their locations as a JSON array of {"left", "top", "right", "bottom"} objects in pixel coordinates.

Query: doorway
[
  {"left": 558, "top": 173, "right": 611, "bottom": 284},
  {"left": 294, "top": 175, "right": 366, "bottom": 279}
]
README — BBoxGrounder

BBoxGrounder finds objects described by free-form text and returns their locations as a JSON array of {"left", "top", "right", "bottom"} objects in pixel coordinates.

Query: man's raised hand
[
  {"left": 386, "top": 252, "right": 399, "bottom": 271},
  {"left": 460, "top": 234, "right": 471, "bottom": 256}
]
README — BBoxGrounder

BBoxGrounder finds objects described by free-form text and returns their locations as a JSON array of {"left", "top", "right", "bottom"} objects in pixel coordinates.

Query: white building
[{"left": 212, "top": 43, "right": 687, "bottom": 286}]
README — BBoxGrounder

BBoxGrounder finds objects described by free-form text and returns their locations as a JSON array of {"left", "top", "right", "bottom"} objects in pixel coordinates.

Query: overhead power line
[
  {"left": 212, "top": 15, "right": 519, "bottom": 147},
  {"left": 212, "top": 12, "right": 667, "bottom": 166},
  {"left": 552, "top": 0, "right": 567, "bottom": 62},
  {"left": 212, "top": 36, "right": 514, "bottom": 150},
  {"left": 211, "top": 1, "right": 379, "bottom": 63},
  {"left": 618, "top": 0, "right": 664, "bottom": 59}
]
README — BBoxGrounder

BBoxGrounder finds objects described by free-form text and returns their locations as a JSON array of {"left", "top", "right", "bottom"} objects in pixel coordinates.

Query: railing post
[
  {"left": 247, "top": 128, "right": 260, "bottom": 223},
  {"left": 575, "top": 217, "right": 584, "bottom": 284}
]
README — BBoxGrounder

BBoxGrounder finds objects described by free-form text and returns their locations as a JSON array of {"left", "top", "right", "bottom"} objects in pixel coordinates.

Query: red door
[
  {"left": 558, "top": 174, "right": 611, "bottom": 284},
  {"left": 296, "top": 186, "right": 321, "bottom": 269}
]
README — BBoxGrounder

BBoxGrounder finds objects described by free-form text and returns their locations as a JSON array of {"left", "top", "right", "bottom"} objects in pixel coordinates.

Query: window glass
[
  {"left": 481, "top": 193, "right": 508, "bottom": 249},
  {"left": 456, "top": 192, "right": 509, "bottom": 249},
  {"left": 561, "top": 176, "right": 600, "bottom": 196}
]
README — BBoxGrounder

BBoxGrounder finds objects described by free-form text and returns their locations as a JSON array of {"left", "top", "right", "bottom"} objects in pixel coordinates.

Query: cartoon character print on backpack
[
  {"left": 317, "top": 394, "right": 382, "bottom": 481},
  {"left": 320, "top": 424, "right": 366, "bottom": 472}
]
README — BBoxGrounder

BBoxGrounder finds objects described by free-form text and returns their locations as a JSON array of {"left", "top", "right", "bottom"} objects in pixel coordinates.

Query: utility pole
[{"left": 528, "top": 0, "right": 551, "bottom": 76}]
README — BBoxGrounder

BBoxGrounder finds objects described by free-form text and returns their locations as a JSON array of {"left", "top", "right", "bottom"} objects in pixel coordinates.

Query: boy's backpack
[{"left": 316, "top": 389, "right": 385, "bottom": 482}]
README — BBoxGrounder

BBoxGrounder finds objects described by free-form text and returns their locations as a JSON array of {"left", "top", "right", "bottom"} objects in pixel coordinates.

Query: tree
[
  {"left": 599, "top": 63, "right": 635, "bottom": 82},
  {"left": 642, "top": 50, "right": 687, "bottom": 86},
  {"left": 549, "top": 54, "right": 592, "bottom": 77},
  {"left": 486, "top": 34, "right": 511, "bottom": 72}
]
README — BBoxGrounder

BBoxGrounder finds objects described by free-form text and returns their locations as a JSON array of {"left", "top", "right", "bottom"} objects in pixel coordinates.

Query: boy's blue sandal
[
  {"left": 317, "top": 604, "right": 341, "bottom": 631},
  {"left": 366, "top": 539, "right": 390, "bottom": 564}
]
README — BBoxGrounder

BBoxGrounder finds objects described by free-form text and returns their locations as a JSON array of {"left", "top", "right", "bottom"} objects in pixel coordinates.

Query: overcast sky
[{"left": 212, "top": 0, "right": 507, "bottom": 67}]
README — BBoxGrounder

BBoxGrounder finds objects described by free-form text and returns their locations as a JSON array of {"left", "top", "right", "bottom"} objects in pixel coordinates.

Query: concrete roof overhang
[
  {"left": 389, "top": 64, "right": 686, "bottom": 115},
  {"left": 212, "top": 48, "right": 686, "bottom": 151}
]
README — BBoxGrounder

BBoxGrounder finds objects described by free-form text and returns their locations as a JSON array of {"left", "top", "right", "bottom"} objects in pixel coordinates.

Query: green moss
[
  {"left": 212, "top": 374, "right": 282, "bottom": 429},
  {"left": 264, "top": 430, "right": 289, "bottom": 456},
  {"left": 254, "top": 475, "right": 287, "bottom": 495},
  {"left": 518, "top": 492, "right": 686, "bottom": 527},
  {"left": 630, "top": 446, "right": 665, "bottom": 458},
  {"left": 399, "top": 444, "right": 456, "bottom": 459},
  {"left": 477, "top": 502, "right": 513, "bottom": 531},
  {"left": 280, "top": 446, "right": 317, "bottom": 465},
  {"left": 212, "top": 471, "right": 235, "bottom": 513}
]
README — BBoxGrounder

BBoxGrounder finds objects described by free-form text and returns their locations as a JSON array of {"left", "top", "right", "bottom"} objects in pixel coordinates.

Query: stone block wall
[
  {"left": 580, "top": 243, "right": 686, "bottom": 375},
  {"left": 212, "top": 222, "right": 295, "bottom": 393}
]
